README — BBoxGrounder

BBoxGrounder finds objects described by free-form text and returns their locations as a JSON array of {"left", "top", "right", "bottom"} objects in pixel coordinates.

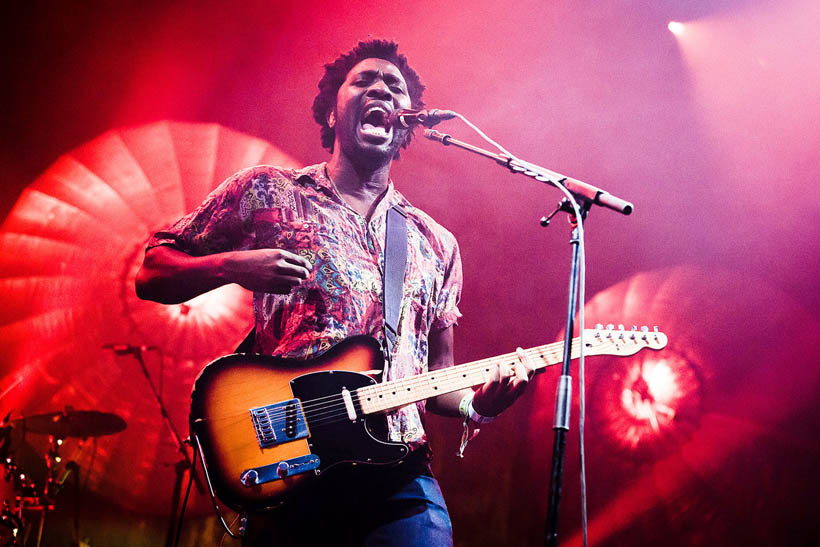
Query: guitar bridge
[{"left": 250, "top": 399, "right": 308, "bottom": 449}]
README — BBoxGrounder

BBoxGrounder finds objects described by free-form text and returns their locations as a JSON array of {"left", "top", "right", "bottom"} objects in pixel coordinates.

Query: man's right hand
[
  {"left": 136, "top": 245, "right": 312, "bottom": 304},
  {"left": 222, "top": 249, "right": 312, "bottom": 294}
]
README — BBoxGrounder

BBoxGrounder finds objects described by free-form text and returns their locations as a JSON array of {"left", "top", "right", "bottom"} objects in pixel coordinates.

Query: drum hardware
[{"left": 0, "top": 409, "right": 126, "bottom": 546}]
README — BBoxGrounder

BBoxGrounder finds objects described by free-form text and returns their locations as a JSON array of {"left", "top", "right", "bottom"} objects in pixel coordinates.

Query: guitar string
[
  {"left": 200, "top": 336, "right": 656, "bottom": 427},
  {"left": 305, "top": 338, "right": 589, "bottom": 424},
  {"left": 285, "top": 339, "right": 576, "bottom": 412},
  {"left": 243, "top": 346, "right": 550, "bottom": 424},
  {"left": 252, "top": 341, "right": 582, "bottom": 423},
  {"left": 258, "top": 334, "right": 654, "bottom": 422},
  {"left": 203, "top": 337, "right": 650, "bottom": 428},
  {"left": 265, "top": 339, "right": 582, "bottom": 417},
  {"left": 305, "top": 339, "right": 599, "bottom": 427},
  {"left": 235, "top": 333, "right": 643, "bottom": 423}
]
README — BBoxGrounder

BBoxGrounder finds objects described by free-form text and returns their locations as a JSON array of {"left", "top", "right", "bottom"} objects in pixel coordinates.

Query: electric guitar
[{"left": 190, "top": 325, "right": 667, "bottom": 511}]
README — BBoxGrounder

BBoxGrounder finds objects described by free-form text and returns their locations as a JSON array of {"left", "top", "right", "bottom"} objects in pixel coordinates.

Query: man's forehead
[{"left": 346, "top": 58, "right": 405, "bottom": 81}]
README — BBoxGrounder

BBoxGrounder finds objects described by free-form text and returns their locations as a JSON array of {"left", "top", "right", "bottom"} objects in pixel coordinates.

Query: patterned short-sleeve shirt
[{"left": 148, "top": 163, "right": 462, "bottom": 446}]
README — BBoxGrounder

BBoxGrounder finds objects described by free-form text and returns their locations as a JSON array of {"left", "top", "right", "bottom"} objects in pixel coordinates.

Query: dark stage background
[{"left": 2, "top": 1, "right": 819, "bottom": 545}]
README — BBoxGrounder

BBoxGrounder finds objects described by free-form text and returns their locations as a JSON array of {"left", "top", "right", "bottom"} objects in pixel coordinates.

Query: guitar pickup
[
  {"left": 250, "top": 398, "right": 309, "bottom": 449},
  {"left": 240, "top": 454, "right": 321, "bottom": 487}
]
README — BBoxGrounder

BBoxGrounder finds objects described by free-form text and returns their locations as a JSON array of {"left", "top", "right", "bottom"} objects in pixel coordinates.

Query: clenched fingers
[
  {"left": 275, "top": 260, "right": 311, "bottom": 280},
  {"left": 277, "top": 249, "right": 312, "bottom": 270}
]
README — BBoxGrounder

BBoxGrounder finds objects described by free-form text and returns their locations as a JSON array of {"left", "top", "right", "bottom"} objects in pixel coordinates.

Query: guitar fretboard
[
  {"left": 355, "top": 339, "right": 580, "bottom": 415},
  {"left": 355, "top": 328, "right": 666, "bottom": 415}
]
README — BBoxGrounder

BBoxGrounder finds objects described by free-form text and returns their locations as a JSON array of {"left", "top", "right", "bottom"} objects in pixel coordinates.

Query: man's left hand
[{"left": 471, "top": 348, "right": 536, "bottom": 418}]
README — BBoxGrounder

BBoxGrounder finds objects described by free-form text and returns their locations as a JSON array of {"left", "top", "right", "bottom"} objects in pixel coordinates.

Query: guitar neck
[{"left": 356, "top": 338, "right": 581, "bottom": 415}]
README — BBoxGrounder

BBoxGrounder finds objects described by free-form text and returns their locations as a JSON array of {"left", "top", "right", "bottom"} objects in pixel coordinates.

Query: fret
[{"left": 356, "top": 329, "right": 664, "bottom": 415}]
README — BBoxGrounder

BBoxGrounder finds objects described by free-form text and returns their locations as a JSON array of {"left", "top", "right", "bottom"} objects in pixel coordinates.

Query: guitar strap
[{"left": 383, "top": 205, "right": 408, "bottom": 367}]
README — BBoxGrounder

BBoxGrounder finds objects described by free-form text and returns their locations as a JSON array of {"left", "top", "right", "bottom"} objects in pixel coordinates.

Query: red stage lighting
[
  {"left": 583, "top": 348, "right": 703, "bottom": 462},
  {"left": 0, "top": 121, "right": 300, "bottom": 517},
  {"left": 609, "top": 352, "right": 700, "bottom": 452}
]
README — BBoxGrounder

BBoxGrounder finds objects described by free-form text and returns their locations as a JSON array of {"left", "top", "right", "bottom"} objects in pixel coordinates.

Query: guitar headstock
[{"left": 582, "top": 324, "right": 668, "bottom": 357}]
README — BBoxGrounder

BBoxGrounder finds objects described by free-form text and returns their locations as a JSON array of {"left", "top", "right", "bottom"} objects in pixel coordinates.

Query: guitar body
[{"left": 190, "top": 336, "right": 409, "bottom": 511}]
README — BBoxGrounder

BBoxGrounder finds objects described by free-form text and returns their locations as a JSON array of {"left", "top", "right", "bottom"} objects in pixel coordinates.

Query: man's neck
[{"left": 326, "top": 151, "right": 393, "bottom": 219}]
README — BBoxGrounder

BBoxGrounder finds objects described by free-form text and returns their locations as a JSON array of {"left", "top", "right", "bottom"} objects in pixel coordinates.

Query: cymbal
[{"left": 14, "top": 411, "right": 126, "bottom": 438}]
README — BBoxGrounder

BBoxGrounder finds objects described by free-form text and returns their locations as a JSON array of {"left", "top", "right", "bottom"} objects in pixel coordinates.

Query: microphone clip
[{"left": 393, "top": 109, "right": 456, "bottom": 129}]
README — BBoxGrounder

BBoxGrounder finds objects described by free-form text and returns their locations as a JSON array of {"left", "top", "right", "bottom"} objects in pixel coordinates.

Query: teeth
[{"left": 364, "top": 105, "right": 388, "bottom": 117}]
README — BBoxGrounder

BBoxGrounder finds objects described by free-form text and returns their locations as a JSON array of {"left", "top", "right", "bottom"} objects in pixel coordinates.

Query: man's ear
[{"left": 327, "top": 109, "right": 336, "bottom": 128}]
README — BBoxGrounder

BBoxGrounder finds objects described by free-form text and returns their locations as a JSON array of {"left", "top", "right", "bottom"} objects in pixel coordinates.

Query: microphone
[{"left": 391, "top": 109, "right": 457, "bottom": 128}]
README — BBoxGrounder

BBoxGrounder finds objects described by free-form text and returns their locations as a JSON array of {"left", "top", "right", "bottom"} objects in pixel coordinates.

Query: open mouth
[{"left": 359, "top": 104, "right": 392, "bottom": 141}]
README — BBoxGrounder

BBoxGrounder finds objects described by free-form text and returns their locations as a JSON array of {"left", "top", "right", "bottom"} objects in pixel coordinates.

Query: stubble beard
[{"left": 340, "top": 127, "right": 407, "bottom": 171}]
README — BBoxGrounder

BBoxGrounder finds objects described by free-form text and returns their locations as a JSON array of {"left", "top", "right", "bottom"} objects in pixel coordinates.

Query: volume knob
[
  {"left": 277, "top": 461, "right": 290, "bottom": 478},
  {"left": 240, "top": 469, "right": 259, "bottom": 487}
]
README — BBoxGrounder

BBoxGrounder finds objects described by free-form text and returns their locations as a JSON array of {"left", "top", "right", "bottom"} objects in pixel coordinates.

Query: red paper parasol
[
  {"left": 0, "top": 121, "right": 299, "bottom": 516},
  {"left": 525, "top": 266, "right": 820, "bottom": 546}
]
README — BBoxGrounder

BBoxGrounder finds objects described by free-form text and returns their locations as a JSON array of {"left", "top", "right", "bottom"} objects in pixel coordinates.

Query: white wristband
[
  {"left": 467, "top": 397, "right": 495, "bottom": 424},
  {"left": 458, "top": 393, "right": 473, "bottom": 419},
  {"left": 457, "top": 393, "right": 485, "bottom": 458}
]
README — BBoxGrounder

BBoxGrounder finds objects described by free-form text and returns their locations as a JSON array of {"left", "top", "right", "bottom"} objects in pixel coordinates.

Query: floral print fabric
[{"left": 147, "top": 163, "right": 462, "bottom": 446}]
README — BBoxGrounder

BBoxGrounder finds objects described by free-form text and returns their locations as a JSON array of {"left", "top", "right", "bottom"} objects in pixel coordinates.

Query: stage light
[
  {"left": 668, "top": 21, "right": 685, "bottom": 36},
  {"left": 620, "top": 359, "right": 678, "bottom": 435},
  {"left": 597, "top": 352, "right": 701, "bottom": 456}
]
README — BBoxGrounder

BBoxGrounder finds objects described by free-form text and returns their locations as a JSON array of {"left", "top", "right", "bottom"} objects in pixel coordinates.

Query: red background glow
[{"left": 2, "top": 1, "right": 819, "bottom": 545}]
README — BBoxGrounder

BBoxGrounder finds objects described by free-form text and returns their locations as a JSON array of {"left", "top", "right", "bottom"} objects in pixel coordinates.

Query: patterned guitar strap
[{"left": 382, "top": 205, "right": 408, "bottom": 376}]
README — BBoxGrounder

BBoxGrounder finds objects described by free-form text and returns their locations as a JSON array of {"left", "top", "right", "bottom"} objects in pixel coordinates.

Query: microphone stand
[
  {"left": 424, "top": 129, "right": 632, "bottom": 547},
  {"left": 424, "top": 130, "right": 633, "bottom": 215},
  {"left": 106, "top": 345, "right": 203, "bottom": 545}
]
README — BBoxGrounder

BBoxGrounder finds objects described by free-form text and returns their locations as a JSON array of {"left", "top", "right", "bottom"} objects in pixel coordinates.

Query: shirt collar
[
  {"left": 294, "top": 162, "right": 410, "bottom": 220},
  {"left": 293, "top": 162, "right": 336, "bottom": 195}
]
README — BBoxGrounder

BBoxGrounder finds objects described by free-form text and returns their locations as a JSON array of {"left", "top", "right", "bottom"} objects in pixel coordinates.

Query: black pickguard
[{"left": 289, "top": 370, "right": 409, "bottom": 473}]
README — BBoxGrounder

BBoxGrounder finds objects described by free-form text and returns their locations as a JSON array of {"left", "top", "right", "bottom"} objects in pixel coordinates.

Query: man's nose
[{"left": 365, "top": 80, "right": 392, "bottom": 100}]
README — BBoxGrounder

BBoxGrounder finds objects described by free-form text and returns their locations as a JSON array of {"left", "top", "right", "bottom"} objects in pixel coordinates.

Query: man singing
[{"left": 137, "top": 39, "right": 532, "bottom": 546}]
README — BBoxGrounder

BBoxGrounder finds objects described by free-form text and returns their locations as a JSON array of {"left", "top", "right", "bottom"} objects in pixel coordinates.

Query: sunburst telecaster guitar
[{"left": 189, "top": 325, "right": 667, "bottom": 511}]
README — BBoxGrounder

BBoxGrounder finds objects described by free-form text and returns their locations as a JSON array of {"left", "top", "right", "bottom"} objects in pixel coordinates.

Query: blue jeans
[{"left": 243, "top": 449, "right": 453, "bottom": 546}]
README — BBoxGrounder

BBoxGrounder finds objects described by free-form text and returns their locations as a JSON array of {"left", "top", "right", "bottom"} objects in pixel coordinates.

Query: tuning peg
[
  {"left": 653, "top": 326, "right": 658, "bottom": 332},
  {"left": 617, "top": 324, "right": 624, "bottom": 330},
  {"left": 606, "top": 323, "right": 614, "bottom": 330},
  {"left": 631, "top": 325, "right": 637, "bottom": 331},
  {"left": 594, "top": 323, "right": 603, "bottom": 330},
  {"left": 641, "top": 326, "right": 649, "bottom": 332}
]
